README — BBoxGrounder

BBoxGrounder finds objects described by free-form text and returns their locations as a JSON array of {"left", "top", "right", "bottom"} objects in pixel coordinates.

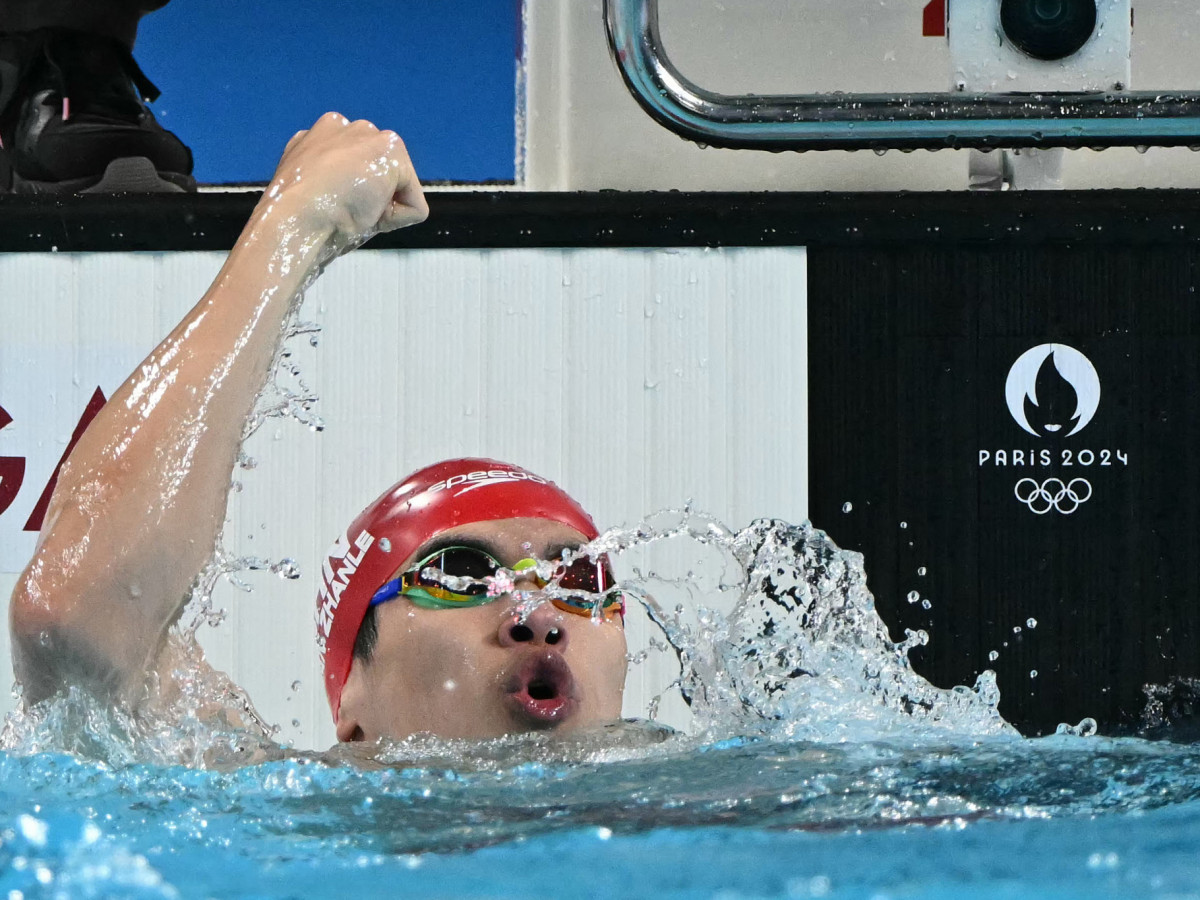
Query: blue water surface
[{"left": 1, "top": 733, "right": 1198, "bottom": 899}]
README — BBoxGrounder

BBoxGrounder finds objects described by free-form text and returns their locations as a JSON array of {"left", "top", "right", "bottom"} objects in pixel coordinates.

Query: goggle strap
[{"left": 369, "top": 577, "right": 403, "bottom": 608}]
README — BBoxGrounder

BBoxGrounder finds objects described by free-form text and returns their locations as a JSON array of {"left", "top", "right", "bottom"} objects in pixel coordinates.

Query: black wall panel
[{"left": 809, "top": 245, "right": 1200, "bottom": 734}]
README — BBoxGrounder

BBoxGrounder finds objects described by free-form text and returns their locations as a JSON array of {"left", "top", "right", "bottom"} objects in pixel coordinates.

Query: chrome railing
[{"left": 604, "top": 0, "right": 1200, "bottom": 151}]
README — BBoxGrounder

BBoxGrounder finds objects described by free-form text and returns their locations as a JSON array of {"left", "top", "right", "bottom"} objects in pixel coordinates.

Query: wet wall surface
[
  {"left": 4, "top": 189, "right": 1200, "bottom": 735},
  {"left": 808, "top": 242, "right": 1200, "bottom": 735}
]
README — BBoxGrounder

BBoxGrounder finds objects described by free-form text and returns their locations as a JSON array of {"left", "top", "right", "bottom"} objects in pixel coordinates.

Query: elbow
[
  {"left": 10, "top": 554, "right": 162, "bottom": 705},
  {"left": 10, "top": 557, "right": 72, "bottom": 643},
  {"left": 9, "top": 564, "right": 79, "bottom": 703},
  {"left": 11, "top": 567, "right": 58, "bottom": 644}
]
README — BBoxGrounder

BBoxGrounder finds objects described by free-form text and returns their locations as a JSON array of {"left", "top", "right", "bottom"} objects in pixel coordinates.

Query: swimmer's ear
[{"left": 335, "top": 663, "right": 367, "bottom": 742}]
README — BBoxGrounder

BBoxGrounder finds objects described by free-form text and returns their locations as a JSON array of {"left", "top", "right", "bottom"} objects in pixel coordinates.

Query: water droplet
[
  {"left": 841, "top": 502, "right": 853, "bottom": 513},
  {"left": 1013, "top": 626, "right": 1022, "bottom": 634},
  {"left": 988, "top": 650, "right": 1000, "bottom": 661},
  {"left": 271, "top": 559, "right": 301, "bottom": 580},
  {"left": 907, "top": 591, "right": 920, "bottom": 604},
  {"left": 378, "top": 538, "right": 392, "bottom": 553},
  {"left": 921, "top": 599, "right": 932, "bottom": 610},
  {"left": 917, "top": 566, "right": 927, "bottom": 577},
  {"left": 899, "top": 521, "right": 908, "bottom": 530},
  {"left": 291, "top": 718, "right": 300, "bottom": 728},
  {"left": 1030, "top": 670, "right": 1038, "bottom": 678},
  {"left": 1026, "top": 617, "right": 1037, "bottom": 629},
  {"left": 291, "top": 680, "right": 302, "bottom": 692}
]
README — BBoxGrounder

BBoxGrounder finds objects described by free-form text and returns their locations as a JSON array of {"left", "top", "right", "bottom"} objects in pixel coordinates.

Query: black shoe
[{"left": 0, "top": 29, "right": 194, "bottom": 194}]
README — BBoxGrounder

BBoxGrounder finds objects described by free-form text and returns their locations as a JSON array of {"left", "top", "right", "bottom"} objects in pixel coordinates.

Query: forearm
[{"left": 11, "top": 199, "right": 335, "bottom": 700}]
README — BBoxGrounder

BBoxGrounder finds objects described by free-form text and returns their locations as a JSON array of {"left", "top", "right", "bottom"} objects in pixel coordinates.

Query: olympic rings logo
[{"left": 1014, "top": 478, "right": 1093, "bottom": 515}]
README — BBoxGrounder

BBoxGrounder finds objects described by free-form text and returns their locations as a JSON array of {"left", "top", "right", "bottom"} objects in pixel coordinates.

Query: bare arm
[{"left": 9, "top": 114, "right": 428, "bottom": 704}]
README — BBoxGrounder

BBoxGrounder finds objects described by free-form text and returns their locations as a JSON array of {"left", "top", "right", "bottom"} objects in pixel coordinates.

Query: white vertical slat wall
[{"left": 0, "top": 246, "right": 807, "bottom": 749}]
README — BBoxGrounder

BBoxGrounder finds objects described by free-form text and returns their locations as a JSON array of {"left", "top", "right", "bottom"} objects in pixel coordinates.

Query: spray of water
[
  {"left": 0, "top": 633, "right": 279, "bottom": 768},
  {"left": 290, "top": 501, "right": 1017, "bottom": 751},
  {"left": 2, "top": 503, "right": 1018, "bottom": 766},
  {"left": 585, "top": 509, "right": 1016, "bottom": 744}
]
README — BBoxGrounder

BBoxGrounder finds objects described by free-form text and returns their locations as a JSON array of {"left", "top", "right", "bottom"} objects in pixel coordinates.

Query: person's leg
[{"left": 0, "top": 0, "right": 193, "bottom": 193}]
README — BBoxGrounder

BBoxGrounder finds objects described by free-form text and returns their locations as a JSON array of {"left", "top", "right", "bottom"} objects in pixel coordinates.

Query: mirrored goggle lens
[
  {"left": 408, "top": 546, "right": 500, "bottom": 596},
  {"left": 555, "top": 555, "right": 616, "bottom": 594}
]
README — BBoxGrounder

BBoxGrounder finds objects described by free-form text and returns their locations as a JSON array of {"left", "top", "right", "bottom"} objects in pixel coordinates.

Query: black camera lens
[{"left": 1000, "top": 0, "right": 1098, "bottom": 61}]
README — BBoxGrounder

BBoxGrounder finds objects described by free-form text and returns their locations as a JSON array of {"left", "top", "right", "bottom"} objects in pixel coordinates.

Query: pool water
[
  {"left": 2, "top": 518, "right": 1198, "bottom": 899},
  {"left": 1, "top": 732, "right": 1198, "bottom": 898}
]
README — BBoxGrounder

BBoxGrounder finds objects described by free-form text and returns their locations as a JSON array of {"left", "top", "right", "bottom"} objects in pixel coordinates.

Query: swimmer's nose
[{"left": 498, "top": 603, "right": 569, "bottom": 649}]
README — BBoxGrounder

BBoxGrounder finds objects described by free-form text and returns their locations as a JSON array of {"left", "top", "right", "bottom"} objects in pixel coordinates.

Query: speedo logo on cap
[
  {"left": 426, "top": 468, "right": 548, "bottom": 497},
  {"left": 315, "top": 528, "right": 375, "bottom": 660}
]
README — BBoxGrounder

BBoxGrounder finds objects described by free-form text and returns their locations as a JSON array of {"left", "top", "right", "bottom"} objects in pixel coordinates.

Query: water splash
[
  {"left": 2, "top": 508, "right": 1015, "bottom": 766},
  {"left": 415, "top": 507, "right": 1020, "bottom": 743},
  {"left": 590, "top": 512, "right": 1015, "bottom": 743},
  {"left": 0, "top": 634, "right": 279, "bottom": 770},
  {"left": 243, "top": 320, "right": 325, "bottom": 438}
]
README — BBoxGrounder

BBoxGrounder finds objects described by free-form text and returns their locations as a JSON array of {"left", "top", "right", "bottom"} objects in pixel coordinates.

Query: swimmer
[{"left": 9, "top": 113, "right": 628, "bottom": 743}]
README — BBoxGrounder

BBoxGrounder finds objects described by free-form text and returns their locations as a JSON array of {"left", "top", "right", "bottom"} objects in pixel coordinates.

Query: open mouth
[{"left": 504, "top": 652, "right": 577, "bottom": 727}]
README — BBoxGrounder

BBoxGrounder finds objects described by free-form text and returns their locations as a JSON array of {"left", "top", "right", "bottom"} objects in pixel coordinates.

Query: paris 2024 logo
[{"left": 980, "top": 343, "right": 1127, "bottom": 515}]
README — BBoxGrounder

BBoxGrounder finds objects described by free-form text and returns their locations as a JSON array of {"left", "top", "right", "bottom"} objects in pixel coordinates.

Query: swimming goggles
[{"left": 369, "top": 545, "right": 625, "bottom": 620}]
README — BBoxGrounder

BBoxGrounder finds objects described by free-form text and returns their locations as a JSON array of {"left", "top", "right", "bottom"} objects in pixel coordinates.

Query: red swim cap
[{"left": 315, "top": 458, "right": 598, "bottom": 720}]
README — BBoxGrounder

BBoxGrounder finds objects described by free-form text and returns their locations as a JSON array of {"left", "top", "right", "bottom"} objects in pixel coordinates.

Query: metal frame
[{"left": 604, "top": 0, "right": 1200, "bottom": 151}]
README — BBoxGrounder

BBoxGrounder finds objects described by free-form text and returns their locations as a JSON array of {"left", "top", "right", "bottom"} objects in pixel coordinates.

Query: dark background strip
[{"left": 3, "top": 190, "right": 1200, "bottom": 252}]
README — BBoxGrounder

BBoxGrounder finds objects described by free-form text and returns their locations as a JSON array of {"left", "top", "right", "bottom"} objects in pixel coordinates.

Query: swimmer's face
[{"left": 335, "top": 518, "right": 627, "bottom": 742}]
